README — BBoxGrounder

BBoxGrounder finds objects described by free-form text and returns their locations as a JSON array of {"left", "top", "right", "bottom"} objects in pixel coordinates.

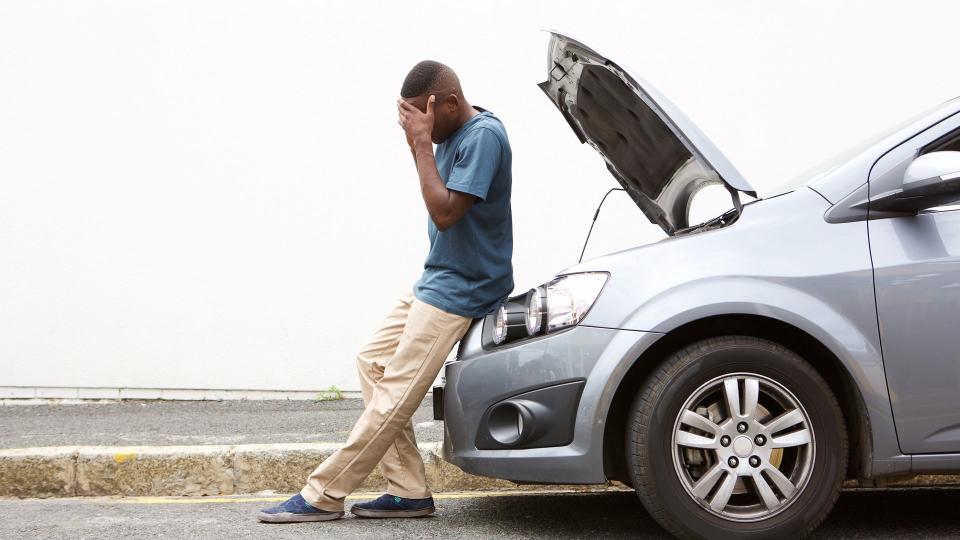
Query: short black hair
[{"left": 401, "top": 60, "right": 448, "bottom": 98}]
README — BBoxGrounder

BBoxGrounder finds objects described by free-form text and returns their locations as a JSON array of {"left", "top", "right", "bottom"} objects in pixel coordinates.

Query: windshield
[{"left": 767, "top": 99, "right": 958, "bottom": 197}]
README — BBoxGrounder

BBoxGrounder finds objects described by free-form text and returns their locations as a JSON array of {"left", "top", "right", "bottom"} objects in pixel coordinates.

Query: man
[{"left": 257, "top": 60, "right": 513, "bottom": 523}]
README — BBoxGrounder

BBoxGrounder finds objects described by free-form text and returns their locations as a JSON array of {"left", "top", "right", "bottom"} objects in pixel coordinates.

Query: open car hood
[{"left": 539, "top": 32, "right": 757, "bottom": 235}]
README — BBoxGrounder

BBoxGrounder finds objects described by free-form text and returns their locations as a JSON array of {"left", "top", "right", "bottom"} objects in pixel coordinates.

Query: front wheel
[{"left": 627, "top": 336, "right": 847, "bottom": 539}]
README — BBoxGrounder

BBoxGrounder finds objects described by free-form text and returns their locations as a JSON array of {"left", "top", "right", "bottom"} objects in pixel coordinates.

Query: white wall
[{"left": 2, "top": 0, "right": 959, "bottom": 395}]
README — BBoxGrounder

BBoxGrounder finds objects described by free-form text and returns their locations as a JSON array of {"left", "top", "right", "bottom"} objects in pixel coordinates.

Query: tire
[{"left": 627, "top": 336, "right": 847, "bottom": 539}]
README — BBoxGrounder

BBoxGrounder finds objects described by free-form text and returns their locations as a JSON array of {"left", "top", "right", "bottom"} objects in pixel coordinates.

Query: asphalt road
[
  {"left": 0, "top": 398, "right": 439, "bottom": 448},
  {"left": 2, "top": 488, "right": 959, "bottom": 540}
]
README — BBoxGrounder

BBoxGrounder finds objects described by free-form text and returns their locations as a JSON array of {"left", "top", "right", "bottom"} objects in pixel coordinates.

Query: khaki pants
[{"left": 301, "top": 292, "right": 472, "bottom": 511}]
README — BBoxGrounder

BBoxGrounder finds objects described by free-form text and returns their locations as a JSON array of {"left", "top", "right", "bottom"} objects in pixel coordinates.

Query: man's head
[{"left": 401, "top": 60, "right": 468, "bottom": 144}]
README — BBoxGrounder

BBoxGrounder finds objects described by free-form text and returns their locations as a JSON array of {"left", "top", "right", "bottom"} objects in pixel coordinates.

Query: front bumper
[{"left": 440, "top": 321, "right": 659, "bottom": 484}]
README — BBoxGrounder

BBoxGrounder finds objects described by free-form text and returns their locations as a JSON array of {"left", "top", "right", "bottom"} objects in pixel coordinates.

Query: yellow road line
[{"left": 107, "top": 489, "right": 623, "bottom": 505}]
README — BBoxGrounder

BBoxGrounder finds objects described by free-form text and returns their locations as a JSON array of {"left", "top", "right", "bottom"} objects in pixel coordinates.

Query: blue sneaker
[
  {"left": 350, "top": 493, "right": 436, "bottom": 518},
  {"left": 257, "top": 493, "right": 344, "bottom": 523}
]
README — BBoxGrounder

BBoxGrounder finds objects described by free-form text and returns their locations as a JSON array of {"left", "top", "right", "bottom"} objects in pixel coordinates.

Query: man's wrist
[{"left": 413, "top": 136, "right": 433, "bottom": 154}]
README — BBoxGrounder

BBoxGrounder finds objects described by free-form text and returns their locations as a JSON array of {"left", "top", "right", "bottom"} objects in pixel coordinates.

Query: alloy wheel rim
[{"left": 670, "top": 372, "right": 815, "bottom": 522}]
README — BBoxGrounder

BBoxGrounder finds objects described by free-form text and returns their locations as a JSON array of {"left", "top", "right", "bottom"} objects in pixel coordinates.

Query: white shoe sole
[
  {"left": 350, "top": 506, "right": 435, "bottom": 518},
  {"left": 257, "top": 510, "right": 344, "bottom": 523}
]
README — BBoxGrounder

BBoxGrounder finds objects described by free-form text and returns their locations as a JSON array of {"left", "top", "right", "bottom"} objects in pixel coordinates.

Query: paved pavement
[
  {"left": 0, "top": 398, "right": 440, "bottom": 448},
  {"left": 2, "top": 487, "right": 959, "bottom": 539}
]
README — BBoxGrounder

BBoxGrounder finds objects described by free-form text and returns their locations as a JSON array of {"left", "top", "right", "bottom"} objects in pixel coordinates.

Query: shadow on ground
[{"left": 431, "top": 488, "right": 960, "bottom": 539}]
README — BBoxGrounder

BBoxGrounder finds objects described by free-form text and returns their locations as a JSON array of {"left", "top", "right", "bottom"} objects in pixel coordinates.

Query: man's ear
[{"left": 444, "top": 93, "right": 459, "bottom": 113}]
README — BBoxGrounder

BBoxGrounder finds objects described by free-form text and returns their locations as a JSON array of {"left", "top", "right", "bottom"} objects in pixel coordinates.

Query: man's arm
[
  {"left": 410, "top": 138, "right": 476, "bottom": 231},
  {"left": 399, "top": 97, "right": 476, "bottom": 231}
]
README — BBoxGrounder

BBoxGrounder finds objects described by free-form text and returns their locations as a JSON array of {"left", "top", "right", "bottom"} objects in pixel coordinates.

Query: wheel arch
[{"left": 602, "top": 314, "right": 871, "bottom": 486}]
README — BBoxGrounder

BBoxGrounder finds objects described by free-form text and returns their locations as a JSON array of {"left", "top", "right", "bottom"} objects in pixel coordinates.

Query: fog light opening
[{"left": 488, "top": 402, "right": 532, "bottom": 446}]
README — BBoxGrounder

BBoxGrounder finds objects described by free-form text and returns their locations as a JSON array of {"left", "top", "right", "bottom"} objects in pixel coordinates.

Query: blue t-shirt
[{"left": 413, "top": 108, "right": 514, "bottom": 319}]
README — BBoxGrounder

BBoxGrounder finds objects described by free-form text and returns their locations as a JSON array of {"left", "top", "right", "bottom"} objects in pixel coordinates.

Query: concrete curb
[
  {"left": 2, "top": 442, "right": 959, "bottom": 498},
  {"left": 0, "top": 442, "right": 618, "bottom": 498}
]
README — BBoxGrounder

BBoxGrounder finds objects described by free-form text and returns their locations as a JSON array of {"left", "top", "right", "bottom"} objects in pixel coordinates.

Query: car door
[{"left": 869, "top": 114, "right": 960, "bottom": 454}]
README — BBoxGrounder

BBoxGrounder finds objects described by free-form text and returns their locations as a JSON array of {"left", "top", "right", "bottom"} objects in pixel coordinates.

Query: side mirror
[{"left": 871, "top": 151, "right": 960, "bottom": 214}]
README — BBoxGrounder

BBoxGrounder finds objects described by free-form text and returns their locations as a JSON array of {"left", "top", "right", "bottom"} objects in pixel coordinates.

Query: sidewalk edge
[{"left": 1, "top": 443, "right": 957, "bottom": 498}]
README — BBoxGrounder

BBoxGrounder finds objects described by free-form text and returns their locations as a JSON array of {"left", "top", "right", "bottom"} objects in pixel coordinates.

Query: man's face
[{"left": 403, "top": 92, "right": 458, "bottom": 144}]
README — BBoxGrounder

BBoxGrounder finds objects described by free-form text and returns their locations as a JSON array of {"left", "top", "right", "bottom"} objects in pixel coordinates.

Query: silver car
[{"left": 436, "top": 32, "right": 960, "bottom": 539}]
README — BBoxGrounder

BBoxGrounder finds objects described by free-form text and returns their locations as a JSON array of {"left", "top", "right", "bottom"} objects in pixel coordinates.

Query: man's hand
[{"left": 398, "top": 95, "right": 435, "bottom": 147}]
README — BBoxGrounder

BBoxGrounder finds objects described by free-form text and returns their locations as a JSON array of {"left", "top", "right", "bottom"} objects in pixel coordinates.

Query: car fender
[{"left": 585, "top": 276, "right": 906, "bottom": 476}]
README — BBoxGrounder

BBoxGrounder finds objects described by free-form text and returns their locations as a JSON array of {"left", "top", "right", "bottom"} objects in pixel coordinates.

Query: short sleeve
[{"left": 445, "top": 127, "right": 503, "bottom": 202}]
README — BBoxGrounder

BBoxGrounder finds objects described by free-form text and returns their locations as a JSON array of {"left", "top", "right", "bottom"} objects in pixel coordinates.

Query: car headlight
[
  {"left": 525, "top": 287, "right": 546, "bottom": 336},
  {"left": 542, "top": 272, "right": 608, "bottom": 332},
  {"left": 493, "top": 304, "right": 508, "bottom": 344},
  {"left": 486, "top": 272, "right": 608, "bottom": 347},
  {"left": 492, "top": 302, "right": 528, "bottom": 345}
]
